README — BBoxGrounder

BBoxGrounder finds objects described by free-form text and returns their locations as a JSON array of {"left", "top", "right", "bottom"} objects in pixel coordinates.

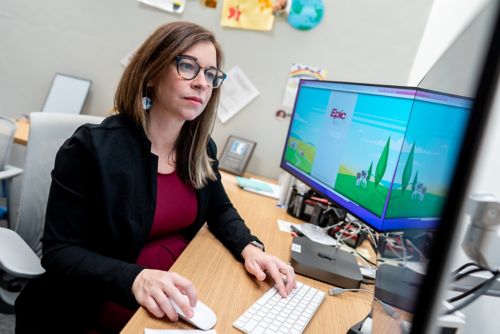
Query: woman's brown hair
[{"left": 114, "top": 21, "right": 223, "bottom": 189}]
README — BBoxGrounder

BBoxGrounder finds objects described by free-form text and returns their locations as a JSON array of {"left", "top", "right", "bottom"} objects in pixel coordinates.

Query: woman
[{"left": 15, "top": 21, "right": 296, "bottom": 333}]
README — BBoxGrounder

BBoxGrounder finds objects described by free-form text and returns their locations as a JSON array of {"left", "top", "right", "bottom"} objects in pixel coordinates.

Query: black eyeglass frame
[{"left": 175, "top": 55, "right": 227, "bottom": 88}]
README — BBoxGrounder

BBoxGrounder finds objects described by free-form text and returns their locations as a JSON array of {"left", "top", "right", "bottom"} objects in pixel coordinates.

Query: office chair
[
  {"left": 0, "top": 117, "right": 23, "bottom": 227},
  {"left": 0, "top": 112, "right": 104, "bottom": 312}
]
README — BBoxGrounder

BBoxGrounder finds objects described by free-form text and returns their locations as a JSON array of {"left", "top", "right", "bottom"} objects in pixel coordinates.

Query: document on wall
[
  {"left": 138, "top": 0, "right": 186, "bottom": 14},
  {"left": 221, "top": 0, "right": 275, "bottom": 31},
  {"left": 217, "top": 66, "right": 260, "bottom": 124},
  {"left": 120, "top": 46, "right": 139, "bottom": 67},
  {"left": 281, "top": 63, "right": 327, "bottom": 112}
]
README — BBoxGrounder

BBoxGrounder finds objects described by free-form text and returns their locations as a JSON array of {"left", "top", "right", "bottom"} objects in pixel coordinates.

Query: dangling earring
[{"left": 142, "top": 96, "right": 152, "bottom": 111}]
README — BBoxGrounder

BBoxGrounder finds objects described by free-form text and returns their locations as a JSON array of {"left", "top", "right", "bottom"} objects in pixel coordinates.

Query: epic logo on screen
[{"left": 330, "top": 108, "right": 347, "bottom": 120}]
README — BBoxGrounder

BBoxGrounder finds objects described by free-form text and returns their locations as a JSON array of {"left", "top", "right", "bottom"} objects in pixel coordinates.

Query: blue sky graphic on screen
[{"left": 281, "top": 80, "right": 472, "bottom": 231}]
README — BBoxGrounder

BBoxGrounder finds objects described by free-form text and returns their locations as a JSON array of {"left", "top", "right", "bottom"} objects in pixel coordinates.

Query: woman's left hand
[{"left": 241, "top": 243, "right": 297, "bottom": 297}]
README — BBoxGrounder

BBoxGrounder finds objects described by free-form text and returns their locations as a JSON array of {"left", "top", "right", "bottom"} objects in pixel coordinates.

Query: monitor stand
[
  {"left": 290, "top": 236, "right": 362, "bottom": 289},
  {"left": 374, "top": 263, "right": 425, "bottom": 312}
]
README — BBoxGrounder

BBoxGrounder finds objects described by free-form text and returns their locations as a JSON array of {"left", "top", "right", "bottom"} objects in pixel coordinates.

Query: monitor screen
[{"left": 280, "top": 80, "right": 473, "bottom": 231}]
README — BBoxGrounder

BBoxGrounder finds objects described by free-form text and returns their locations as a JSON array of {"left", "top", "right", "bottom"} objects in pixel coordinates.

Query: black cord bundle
[{"left": 445, "top": 262, "right": 500, "bottom": 315}]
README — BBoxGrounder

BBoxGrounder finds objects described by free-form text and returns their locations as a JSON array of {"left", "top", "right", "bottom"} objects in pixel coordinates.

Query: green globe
[{"left": 288, "top": 0, "right": 324, "bottom": 31}]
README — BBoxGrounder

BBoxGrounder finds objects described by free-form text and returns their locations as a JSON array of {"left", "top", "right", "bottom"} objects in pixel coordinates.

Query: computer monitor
[
  {"left": 280, "top": 80, "right": 472, "bottom": 232},
  {"left": 408, "top": 4, "right": 499, "bottom": 334}
]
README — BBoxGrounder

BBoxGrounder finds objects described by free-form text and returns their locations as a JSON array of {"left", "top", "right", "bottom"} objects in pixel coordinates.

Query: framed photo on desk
[{"left": 219, "top": 135, "right": 256, "bottom": 176}]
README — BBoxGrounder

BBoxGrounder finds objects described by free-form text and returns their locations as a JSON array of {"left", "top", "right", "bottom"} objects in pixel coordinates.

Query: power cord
[
  {"left": 445, "top": 270, "right": 500, "bottom": 314},
  {"left": 361, "top": 279, "right": 375, "bottom": 285},
  {"left": 340, "top": 241, "right": 377, "bottom": 267},
  {"left": 453, "top": 267, "right": 487, "bottom": 282},
  {"left": 344, "top": 215, "right": 379, "bottom": 256},
  {"left": 328, "top": 287, "right": 400, "bottom": 319},
  {"left": 451, "top": 262, "right": 488, "bottom": 282},
  {"left": 452, "top": 262, "right": 482, "bottom": 274}
]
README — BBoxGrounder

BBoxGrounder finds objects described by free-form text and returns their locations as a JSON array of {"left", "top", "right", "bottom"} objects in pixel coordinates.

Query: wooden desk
[
  {"left": 14, "top": 119, "right": 29, "bottom": 145},
  {"left": 121, "top": 172, "right": 373, "bottom": 333}
]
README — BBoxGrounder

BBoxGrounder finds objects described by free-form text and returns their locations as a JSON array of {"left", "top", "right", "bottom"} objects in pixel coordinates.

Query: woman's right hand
[{"left": 131, "top": 269, "right": 197, "bottom": 321}]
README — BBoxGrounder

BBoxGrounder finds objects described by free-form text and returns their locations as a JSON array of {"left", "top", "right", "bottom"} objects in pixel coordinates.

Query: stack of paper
[{"left": 236, "top": 177, "right": 281, "bottom": 199}]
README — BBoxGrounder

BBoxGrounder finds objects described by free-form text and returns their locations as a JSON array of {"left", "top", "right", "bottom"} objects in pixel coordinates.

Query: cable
[
  {"left": 343, "top": 243, "right": 377, "bottom": 267},
  {"left": 447, "top": 272, "right": 495, "bottom": 303},
  {"left": 343, "top": 215, "right": 379, "bottom": 257},
  {"left": 329, "top": 224, "right": 377, "bottom": 267},
  {"left": 364, "top": 226, "right": 379, "bottom": 255},
  {"left": 361, "top": 279, "right": 375, "bottom": 285},
  {"left": 453, "top": 267, "right": 487, "bottom": 282},
  {"left": 335, "top": 220, "right": 363, "bottom": 243},
  {"left": 381, "top": 234, "right": 415, "bottom": 262},
  {"left": 385, "top": 239, "right": 409, "bottom": 261},
  {"left": 444, "top": 271, "right": 500, "bottom": 315},
  {"left": 334, "top": 215, "right": 380, "bottom": 266},
  {"left": 322, "top": 220, "right": 345, "bottom": 233},
  {"left": 328, "top": 287, "right": 400, "bottom": 319},
  {"left": 405, "top": 238, "right": 427, "bottom": 262},
  {"left": 400, "top": 234, "right": 408, "bottom": 268},
  {"left": 452, "top": 262, "right": 482, "bottom": 275}
]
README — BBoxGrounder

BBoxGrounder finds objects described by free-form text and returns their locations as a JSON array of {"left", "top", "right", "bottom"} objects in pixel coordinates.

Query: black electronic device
[
  {"left": 287, "top": 187, "right": 332, "bottom": 222},
  {"left": 286, "top": 186, "right": 311, "bottom": 221},
  {"left": 290, "top": 236, "right": 362, "bottom": 289},
  {"left": 308, "top": 202, "right": 326, "bottom": 226},
  {"left": 333, "top": 225, "right": 367, "bottom": 249},
  {"left": 374, "top": 264, "right": 424, "bottom": 312}
]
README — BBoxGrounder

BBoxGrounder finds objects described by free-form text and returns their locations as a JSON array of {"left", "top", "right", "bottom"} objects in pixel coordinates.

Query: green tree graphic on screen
[
  {"left": 367, "top": 161, "right": 373, "bottom": 184},
  {"left": 375, "top": 137, "right": 390, "bottom": 187},
  {"left": 401, "top": 142, "right": 415, "bottom": 193},
  {"left": 412, "top": 171, "right": 419, "bottom": 191}
]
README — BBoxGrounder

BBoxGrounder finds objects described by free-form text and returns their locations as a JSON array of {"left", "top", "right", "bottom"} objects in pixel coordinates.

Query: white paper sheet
[
  {"left": 217, "top": 66, "right": 259, "bottom": 124},
  {"left": 242, "top": 178, "right": 281, "bottom": 199},
  {"left": 297, "top": 223, "right": 339, "bottom": 246},
  {"left": 121, "top": 46, "right": 139, "bottom": 67},
  {"left": 277, "top": 219, "right": 301, "bottom": 233},
  {"left": 138, "top": 0, "right": 186, "bottom": 14},
  {"left": 144, "top": 329, "right": 216, "bottom": 334},
  {"left": 281, "top": 63, "right": 327, "bottom": 112}
]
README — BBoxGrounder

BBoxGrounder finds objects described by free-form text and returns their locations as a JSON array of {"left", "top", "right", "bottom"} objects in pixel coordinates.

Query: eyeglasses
[{"left": 175, "top": 55, "right": 227, "bottom": 89}]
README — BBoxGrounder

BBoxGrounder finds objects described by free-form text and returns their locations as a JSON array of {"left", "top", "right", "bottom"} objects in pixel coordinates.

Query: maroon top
[
  {"left": 136, "top": 171, "right": 197, "bottom": 269},
  {"left": 96, "top": 172, "right": 197, "bottom": 332}
]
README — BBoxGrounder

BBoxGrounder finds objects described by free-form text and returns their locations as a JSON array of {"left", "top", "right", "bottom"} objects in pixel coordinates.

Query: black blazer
[{"left": 15, "top": 114, "right": 260, "bottom": 333}]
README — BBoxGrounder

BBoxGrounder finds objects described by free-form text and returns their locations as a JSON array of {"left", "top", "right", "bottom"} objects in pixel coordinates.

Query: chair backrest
[
  {"left": 14, "top": 112, "right": 104, "bottom": 256},
  {"left": 0, "top": 117, "right": 17, "bottom": 170}
]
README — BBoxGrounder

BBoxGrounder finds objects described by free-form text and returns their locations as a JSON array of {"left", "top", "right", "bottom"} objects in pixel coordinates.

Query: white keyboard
[{"left": 233, "top": 281, "right": 325, "bottom": 334}]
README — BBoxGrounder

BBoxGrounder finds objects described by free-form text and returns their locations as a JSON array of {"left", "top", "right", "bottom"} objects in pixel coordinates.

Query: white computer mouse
[{"left": 171, "top": 296, "right": 217, "bottom": 331}]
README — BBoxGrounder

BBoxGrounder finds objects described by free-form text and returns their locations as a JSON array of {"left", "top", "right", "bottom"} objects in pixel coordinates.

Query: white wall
[
  {"left": 468, "top": 85, "right": 500, "bottom": 197},
  {"left": 0, "top": 0, "right": 433, "bottom": 179},
  {"left": 407, "top": 0, "right": 490, "bottom": 86}
]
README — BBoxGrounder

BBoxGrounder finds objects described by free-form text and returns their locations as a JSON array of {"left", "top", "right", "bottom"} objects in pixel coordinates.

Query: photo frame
[
  {"left": 219, "top": 135, "right": 256, "bottom": 176},
  {"left": 42, "top": 73, "right": 92, "bottom": 114}
]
